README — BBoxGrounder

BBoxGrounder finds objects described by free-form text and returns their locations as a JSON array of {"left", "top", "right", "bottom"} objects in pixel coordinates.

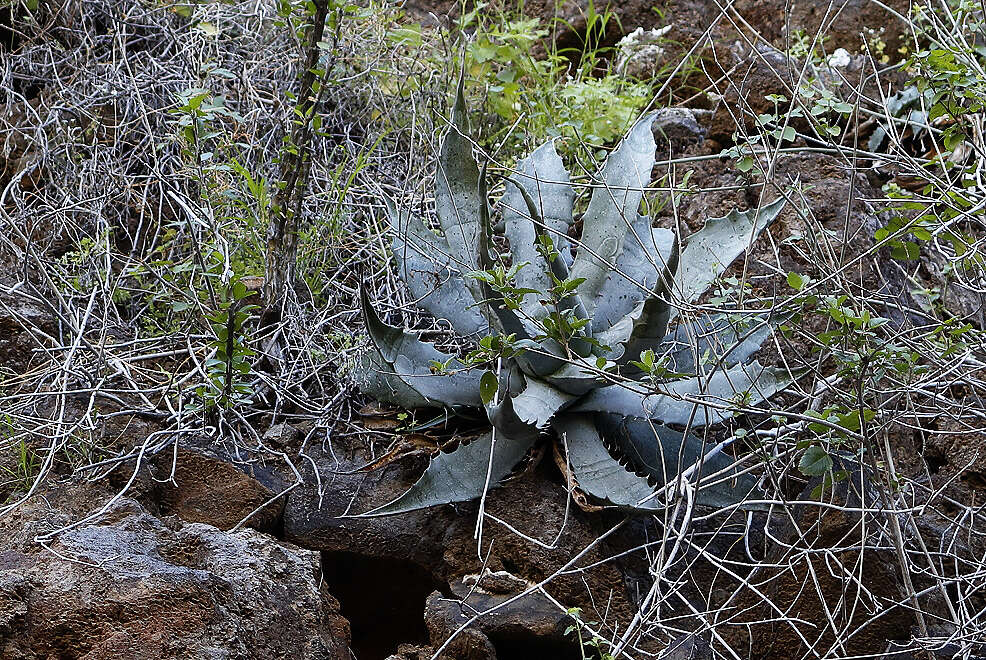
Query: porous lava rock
[{"left": 0, "top": 487, "right": 350, "bottom": 660}]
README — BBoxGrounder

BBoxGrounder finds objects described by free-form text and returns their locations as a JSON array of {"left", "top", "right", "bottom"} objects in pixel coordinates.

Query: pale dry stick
[
  {"left": 451, "top": 540, "right": 505, "bottom": 616},
  {"left": 691, "top": 532, "right": 824, "bottom": 655},
  {"left": 299, "top": 449, "right": 326, "bottom": 509},
  {"left": 35, "top": 540, "right": 105, "bottom": 569},
  {"left": 883, "top": 424, "right": 961, "bottom": 625},
  {"left": 490, "top": 438, "right": 574, "bottom": 552},
  {"left": 32, "top": 428, "right": 174, "bottom": 543},
  {"left": 161, "top": 422, "right": 181, "bottom": 488},
  {"left": 799, "top": 487, "right": 869, "bottom": 659},
  {"left": 718, "top": 491, "right": 860, "bottom": 658},
  {"left": 566, "top": 534, "right": 673, "bottom": 575},
  {"left": 644, "top": 521, "right": 759, "bottom": 651},
  {"left": 67, "top": 428, "right": 198, "bottom": 480},
  {"left": 729, "top": 0, "right": 875, "bottom": 161},
  {"left": 698, "top": 19, "right": 871, "bottom": 305},
  {"left": 640, "top": 0, "right": 731, "bottom": 115},
  {"left": 0, "top": 292, "right": 62, "bottom": 361},
  {"left": 703, "top": 497, "right": 928, "bottom": 525},
  {"left": 474, "top": 355, "right": 504, "bottom": 554},
  {"left": 839, "top": 580, "right": 976, "bottom": 656},
  {"left": 228, "top": 451, "right": 303, "bottom": 533},
  {"left": 610, "top": 481, "right": 695, "bottom": 657},
  {"left": 920, "top": 452, "right": 985, "bottom": 519},
  {"left": 0, "top": 0, "right": 331, "bottom": 452},
  {"left": 480, "top": 511, "right": 571, "bottom": 552},
  {"left": 672, "top": 575, "right": 764, "bottom": 660},
  {"left": 536, "top": 586, "right": 653, "bottom": 660},
  {"left": 610, "top": 287, "right": 777, "bottom": 648},
  {"left": 821, "top": 542, "right": 896, "bottom": 603},
  {"left": 0, "top": 286, "right": 98, "bottom": 518},
  {"left": 710, "top": 0, "right": 822, "bottom": 239},
  {"left": 857, "top": 386, "right": 931, "bottom": 640}
]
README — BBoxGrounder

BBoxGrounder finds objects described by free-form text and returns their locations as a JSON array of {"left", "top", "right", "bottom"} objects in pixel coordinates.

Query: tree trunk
[{"left": 264, "top": 0, "right": 330, "bottom": 315}]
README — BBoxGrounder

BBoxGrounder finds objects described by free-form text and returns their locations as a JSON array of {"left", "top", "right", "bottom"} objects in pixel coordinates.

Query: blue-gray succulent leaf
[
  {"left": 353, "top": 347, "right": 433, "bottom": 409},
  {"left": 672, "top": 196, "right": 787, "bottom": 308},
  {"left": 475, "top": 165, "right": 567, "bottom": 377},
  {"left": 509, "top": 376, "right": 576, "bottom": 429},
  {"left": 570, "top": 113, "right": 658, "bottom": 310},
  {"left": 508, "top": 174, "right": 594, "bottom": 360},
  {"left": 614, "top": 197, "right": 786, "bottom": 368},
  {"left": 600, "top": 229, "right": 679, "bottom": 365},
  {"left": 434, "top": 71, "right": 483, "bottom": 290},
  {"left": 357, "top": 430, "right": 534, "bottom": 516},
  {"left": 594, "top": 222, "right": 675, "bottom": 333},
  {"left": 554, "top": 414, "right": 661, "bottom": 511},
  {"left": 502, "top": 141, "right": 576, "bottom": 321},
  {"left": 593, "top": 413, "right": 763, "bottom": 509},
  {"left": 486, "top": 369, "right": 574, "bottom": 441},
  {"left": 385, "top": 195, "right": 487, "bottom": 338},
  {"left": 571, "top": 361, "right": 798, "bottom": 428},
  {"left": 659, "top": 312, "right": 780, "bottom": 375},
  {"left": 359, "top": 287, "right": 483, "bottom": 408},
  {"left": 543, "top": 357, "right": 612, "bottom": 396}
]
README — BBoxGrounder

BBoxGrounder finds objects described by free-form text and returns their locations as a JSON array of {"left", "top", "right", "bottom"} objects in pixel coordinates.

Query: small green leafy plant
[
  {"left": 784, "top": 270, "right": 927, "bottom": 493},
  {"left": 1, "top": 435, "right": 39, "bottom": 499},
  {"left": 379, "top": 4, "right": 651, "bottom": 156},
  {"left": 357, "top": 77, "right": 797, "bottom": 515},
  {"left": 564, "top": 607, "right": 615, "bottom": 660},
  {"left": 194, "top": 279, "right": 259, "bottom": 411},
  {"left": 869, "top": 2, "right": 984, "bottom": 269}
]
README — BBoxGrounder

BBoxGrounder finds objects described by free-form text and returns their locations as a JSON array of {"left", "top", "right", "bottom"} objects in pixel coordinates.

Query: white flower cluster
[
  {"left": 616, "top": 26, "right": 673, "bottom": 79},
  {"left": 826, "top": 48, "right": 852, "bottom": 68}
]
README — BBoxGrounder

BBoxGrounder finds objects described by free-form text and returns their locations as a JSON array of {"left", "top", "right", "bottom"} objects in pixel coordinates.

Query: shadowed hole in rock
[
  {"left": 321, "top": 550, "right": 447, "bottom": 660},
  {"left": 486, "top": 627, "right": 584, "bottom": 660},
  {"left": 1, "top": 5, "right": 20, "bottom": 53},
  {"left": 962, "top": 471, "right": 986, "bottom": 490},
  {"left": 925, "top": 450, "right": 946, "bottom": 475}
]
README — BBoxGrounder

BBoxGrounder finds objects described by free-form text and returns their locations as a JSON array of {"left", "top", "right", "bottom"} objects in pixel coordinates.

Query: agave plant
[{"left": 357, "top": 80, "right": 795, "bottom": 515}]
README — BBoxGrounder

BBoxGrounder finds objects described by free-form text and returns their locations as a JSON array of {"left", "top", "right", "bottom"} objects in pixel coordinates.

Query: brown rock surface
[
  {"left": 731, "top": 0, "right": 913, "bottom": 58},
  {"left": 147, "top": 441, "right": 287, "bottom": 534},
  {"left": 922, "top": 416, "right": 986, "bottom": 498},
  {"left": 403, "top": 0, "right": 913, "bottom": 66},
  {"left": 716, "top": 463, "right": 915, "bottom": 658},
  {"left": 0, "top": 276, "right": 54, "bottom": 379},
  {"left": 0, "top": 486, "right": 350, "bottom": 660},
  {"left": 283, "top": 440, "right": 650, "bottom": 658},
  {"left": 655, "top": 151, "right": 916, "bottom": 326},
  {"left": 422, "top": 572, "right": 579, "bottom": 659}
]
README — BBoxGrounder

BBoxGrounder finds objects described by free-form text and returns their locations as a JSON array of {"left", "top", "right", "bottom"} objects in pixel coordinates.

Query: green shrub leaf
[
  {"left": 480, "top": 370, "right": 499, "bottom": 405},
  {"left": 799, "top": 446, "right": 834, "bottom": 477}
]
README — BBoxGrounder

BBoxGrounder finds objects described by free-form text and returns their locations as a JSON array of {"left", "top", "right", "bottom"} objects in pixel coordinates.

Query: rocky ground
[{"left": 2, "top": 0, "right": 985, "bottom": 658}]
